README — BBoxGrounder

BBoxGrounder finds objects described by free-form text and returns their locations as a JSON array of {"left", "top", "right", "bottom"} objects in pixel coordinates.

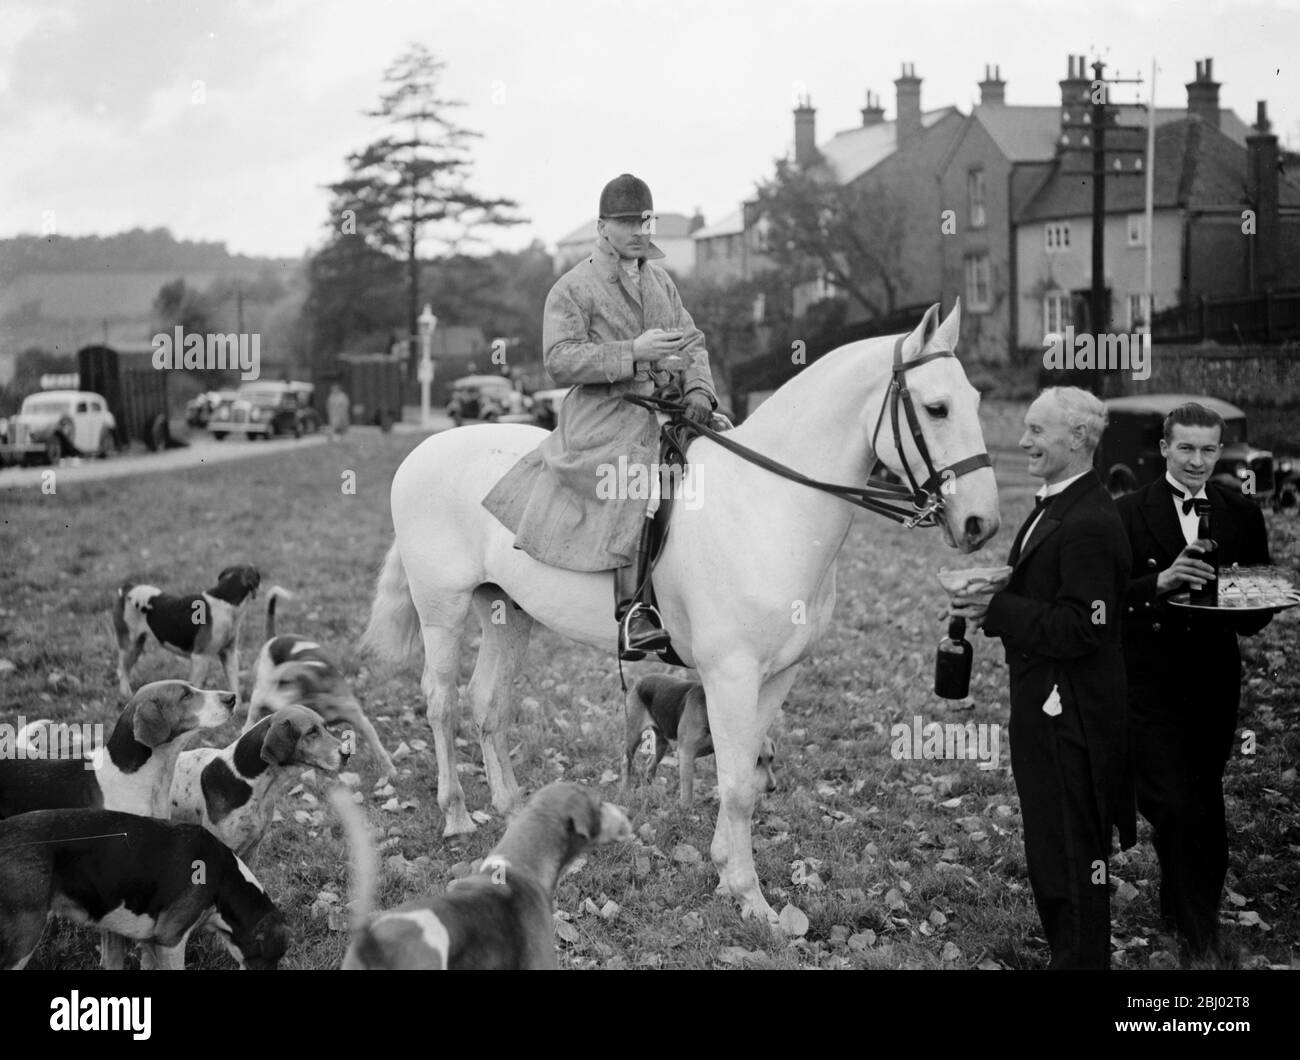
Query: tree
[
  {"left": 753, "top": 157, "right": 909, "bottom": 322},
  {"left": 676, "top": 270, "right": 794, "bottom": 413},
  {"left": 324, "top": 43, "right": 525, "bottom": 381},
  {"left": 152, "top": 279, "right": 213, "bottom": 337}
]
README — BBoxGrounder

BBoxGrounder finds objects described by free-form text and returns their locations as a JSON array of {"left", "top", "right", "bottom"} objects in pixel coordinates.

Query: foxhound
[{"left": 331, "top": 781, "right": 632, "bottom": 969}]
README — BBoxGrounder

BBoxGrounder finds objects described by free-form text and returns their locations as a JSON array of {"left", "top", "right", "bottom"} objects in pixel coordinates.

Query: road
[{"left": 0, "top": 419, "right": 449, "bottom": 491}]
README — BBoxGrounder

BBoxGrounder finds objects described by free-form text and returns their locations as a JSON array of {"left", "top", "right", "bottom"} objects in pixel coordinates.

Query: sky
[{"left": 1, "top": 0, "right": 1297, "bottom": 261}]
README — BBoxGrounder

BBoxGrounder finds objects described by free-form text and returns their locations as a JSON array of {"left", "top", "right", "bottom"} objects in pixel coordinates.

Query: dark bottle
[
  {"left": 935, "top": 616, "right": 973, "bottom": 699},
  {"left": 1189, "top": 500, "right": 1219, "bottom": 607}
]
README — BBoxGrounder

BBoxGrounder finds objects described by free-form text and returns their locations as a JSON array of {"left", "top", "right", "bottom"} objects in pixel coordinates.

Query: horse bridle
[{"left": 624, "top": 333, "right": 992, "bottom": 529}]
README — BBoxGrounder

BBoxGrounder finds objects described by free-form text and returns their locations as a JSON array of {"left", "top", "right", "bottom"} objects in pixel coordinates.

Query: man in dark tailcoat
[
  {"left": 1114, "top": 401, "right": 1271, "bottom": 967},
  {"left": 952, "top": 386, "right": 1134, "bottom": 969}
]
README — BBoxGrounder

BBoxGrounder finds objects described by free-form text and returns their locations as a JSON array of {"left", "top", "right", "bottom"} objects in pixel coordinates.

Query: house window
[
  {"left": 1128, "top": 293, "right": 1149, "bottom": 328},
  {"left": 1045, "top": 222, "right": 1071, "bottom": 252},
  {"left": 968, "top": 168, "right": 987, "bottom": 229},
  {"left": 964, "top": 255, "right": 991, "bottom": 311},
  {"left": 1126, "top": 214, "right": 1144, "bottom": 247},
  {"left": 1044, "top": 292, "right": 1073, "bottom": 335}
]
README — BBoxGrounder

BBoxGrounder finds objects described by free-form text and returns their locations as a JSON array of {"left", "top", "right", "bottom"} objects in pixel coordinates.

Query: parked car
[
  {"left": 447, "top": 375, "right": 531, "bottom": 426},
  {"left": 0, "top": 390, "right": 117, "bottom": 466},
  {"left": 186, "top": 389, "right": 238, "bottom": 428},
  {"left": 528, "top": 387, "right": 571, "bottom": 431},
  {"left": 209, "top": 381, "right": 317, "bottom": 440},
  {"left": 1097, "top": 394, "right": 1276, "bottom": 504}
]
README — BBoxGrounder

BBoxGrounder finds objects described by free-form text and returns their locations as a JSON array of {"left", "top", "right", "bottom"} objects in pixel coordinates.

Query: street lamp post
[{"left": 418, "top": 304, "right": 437, "bottom": 430}]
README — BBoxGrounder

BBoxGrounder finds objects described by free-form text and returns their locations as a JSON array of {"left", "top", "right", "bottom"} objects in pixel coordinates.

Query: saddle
[{"left": 630, "top": 406, "right": 731, "bottom": 670}]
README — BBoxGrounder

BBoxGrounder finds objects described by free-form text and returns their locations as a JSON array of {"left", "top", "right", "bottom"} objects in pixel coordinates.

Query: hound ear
[
  {"left": 904, "top": 303, "right": 942, "bottom": 361},
  {"left": 261, "top": 715, "right": 299, "bottom": 765},
  {"left": 131, "top": 697, "right": 172, "bottom": 747},
  {"left": 931, "top": 298, "right": 962, "bottom": 352},
  {"left": 569, "top": 797, "right": 601, "bottom": 840}
]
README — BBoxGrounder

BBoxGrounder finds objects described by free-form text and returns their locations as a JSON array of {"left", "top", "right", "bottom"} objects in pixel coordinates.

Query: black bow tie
[{"left": 1169, "top": 485, "right": 1201, "bottom": 516}]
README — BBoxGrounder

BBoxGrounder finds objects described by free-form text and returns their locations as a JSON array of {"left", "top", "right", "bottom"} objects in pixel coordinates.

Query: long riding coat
[{"left": 482, "top": 235, "right": 716, "bottom": 572}]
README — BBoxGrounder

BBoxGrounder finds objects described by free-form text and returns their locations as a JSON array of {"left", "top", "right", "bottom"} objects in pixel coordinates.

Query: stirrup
[{"left": 619, "top": 603, "right": 670, "bottom": 661}]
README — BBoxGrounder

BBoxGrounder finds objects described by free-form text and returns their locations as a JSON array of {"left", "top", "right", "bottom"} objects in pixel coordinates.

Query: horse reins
[{"left": 623, "top": 334, "right": 992, "bottom": 529}]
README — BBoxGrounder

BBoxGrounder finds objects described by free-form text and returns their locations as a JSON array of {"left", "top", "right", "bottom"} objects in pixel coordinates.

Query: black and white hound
[{"left": 112, "top": 564, "right": 261, "bottom": 704}]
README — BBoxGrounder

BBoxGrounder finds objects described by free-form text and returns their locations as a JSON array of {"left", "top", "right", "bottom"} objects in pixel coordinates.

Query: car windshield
[{"left": 23, "top": 400, "right": 71, "bottom": 415}]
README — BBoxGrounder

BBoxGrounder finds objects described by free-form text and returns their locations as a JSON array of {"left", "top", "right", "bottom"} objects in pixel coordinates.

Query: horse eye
[{"left": 925, "top": 403, "right": 948, "bottom": 419}]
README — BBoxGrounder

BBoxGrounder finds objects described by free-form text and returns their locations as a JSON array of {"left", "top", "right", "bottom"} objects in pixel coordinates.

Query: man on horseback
[{"left": 482, "top": 173, "right": 719, "bottom": 660}]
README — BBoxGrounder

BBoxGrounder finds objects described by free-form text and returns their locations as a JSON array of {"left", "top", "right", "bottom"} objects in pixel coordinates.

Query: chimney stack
[
  {"left": 1247, "top": 100, "right": 1280, "bottom": 291},
  {"left": 978, "top": 64, "right": 1005, "bottom": 106},
  {"left": 861, "top": 90, "right": 885, "bottom": 127},
  {"left": 1186, "top": 58, "right": 1221, "bottom": 128},
  {"left": 793, "top": 95, "right": 817, "bottom": 167},
  {"left": 1058, "top": 53, "right": 1093, "bottom": 173},
  {"left": 895, "top": 63, "right": 922, "bottom": 145}
]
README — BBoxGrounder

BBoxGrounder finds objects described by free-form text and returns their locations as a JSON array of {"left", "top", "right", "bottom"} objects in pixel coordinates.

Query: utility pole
[{"left": 1089, "top": 59, "right": 1144, "bottom": 394}]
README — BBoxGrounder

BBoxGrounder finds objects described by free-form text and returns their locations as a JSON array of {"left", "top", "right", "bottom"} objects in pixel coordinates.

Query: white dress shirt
[
  {"left": 1166, "top": 472, "right": 1208, "bottom": 546},
  {"left": 1023, "top": 468, "right": 1092, "bottom": 544}
]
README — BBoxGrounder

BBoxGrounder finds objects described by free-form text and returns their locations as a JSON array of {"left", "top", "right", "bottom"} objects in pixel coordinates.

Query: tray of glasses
[{"left": 1167, "top": 565, "right": 1300, "bottom": 614}]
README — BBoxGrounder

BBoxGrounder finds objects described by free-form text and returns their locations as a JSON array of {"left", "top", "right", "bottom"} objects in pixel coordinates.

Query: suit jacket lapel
[
  {"left": 1140, "top": 477, "right": 1190, "bottom": 562},
  {"left": 1013, "top": 470, "right": 1102, "bottom": 572}
]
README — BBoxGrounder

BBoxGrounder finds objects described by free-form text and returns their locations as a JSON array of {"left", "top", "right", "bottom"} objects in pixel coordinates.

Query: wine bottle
[
  {"left": 934, "top": 616, "right": 973, "bottom": 699},
  {"left": 1189, "top": 500, "right": 1218, "bottom": 607}
]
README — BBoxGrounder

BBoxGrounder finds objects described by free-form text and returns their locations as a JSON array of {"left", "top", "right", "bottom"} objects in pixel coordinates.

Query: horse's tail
[{"left": 359, "top": 540, "right": 422, "bottom": 664}]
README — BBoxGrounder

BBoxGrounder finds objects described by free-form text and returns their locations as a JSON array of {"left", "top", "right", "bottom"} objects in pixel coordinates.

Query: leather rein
[{"left": 623, "top": 334, "right": 992, "bottom": 529}]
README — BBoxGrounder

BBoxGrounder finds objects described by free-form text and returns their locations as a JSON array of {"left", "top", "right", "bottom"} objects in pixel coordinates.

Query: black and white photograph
[{"left": 0, "top": 0, "right": 1297, "bottom": 1026}]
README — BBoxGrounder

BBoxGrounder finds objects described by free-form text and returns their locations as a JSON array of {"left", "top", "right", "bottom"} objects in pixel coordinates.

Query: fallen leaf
[
  {"left": 941, "top": 942, "right": 962, "bottom": 962},
  {"left": 470, "top": 810, "right": 493, "bottom": 825},
  {"left": 554, "top": 919, "right": 580, "bottom": 944},
  {"left": 778, "top": 903, "right": 809, "bottom": 937},
  {"left": 885, "top": 888, "right": 906, "bottom": 910},
  {"left": 338, "top": 772, "right": 361, "bottom": 788},
  {"left": 381, "top": 797, "right": 399, "bottom": 812},
  {"left": 599, "top": 900, "right": 620, "bottom": 920},
  {"left": 672, "top": 843, "right": 702, "bottom": 865},
  {"left": 847, "top": 930, "right": 876, "bottom": 952},
  {"left": 599, "top": 769, "right": 619, "bottom": 784},
  {"left": 1114, "top": 879, "right": 1140, "bottom": 904}
]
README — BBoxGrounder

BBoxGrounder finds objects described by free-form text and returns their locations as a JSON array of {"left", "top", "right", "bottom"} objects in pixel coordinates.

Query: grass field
[{"left": 2, "top": 402, "right": 1297, "bottom": 970}]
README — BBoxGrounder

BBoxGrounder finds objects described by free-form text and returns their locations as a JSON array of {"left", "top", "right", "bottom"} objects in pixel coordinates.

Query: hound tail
[
  {"left": 264, "top": 586, "right": 295, "bottom": 639},
  {"left": 358, "top": 540, "right": 421, "bottom": 665},
  {"left": 328, "top": 787, "right": 376, "bottom": 934}
]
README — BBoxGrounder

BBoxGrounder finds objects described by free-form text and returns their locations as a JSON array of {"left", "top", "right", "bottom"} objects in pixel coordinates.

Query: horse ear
[
  {"left": 932, "top": 298, "right": 962, "bottom": 352},
  {"left": 904, "top": 303, "right": 942, "bottom": 360}
]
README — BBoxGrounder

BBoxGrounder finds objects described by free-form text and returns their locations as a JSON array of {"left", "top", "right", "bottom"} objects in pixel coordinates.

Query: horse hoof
[{"left": 441, "top": 807, "right": 477, "bottom": 837}]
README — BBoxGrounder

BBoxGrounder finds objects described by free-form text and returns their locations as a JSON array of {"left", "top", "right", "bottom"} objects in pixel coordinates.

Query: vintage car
[
  {"left": 186, "top": 389, "right": 238, "bottom": 428},
  {"left": 1096, "top": 394, "right": 1276, "bottom": 504},
  {"left": 209, "top": 381, "right": 320, "bottom": 440},
  {"left": 528, "top": 387, "right": 571, "bottom": 431},
  {"left": 0, "top": 390, "right": 117, "bottom": 466},
  {"left": 447, "top": 375, "right": 531, "bottom": 426}
]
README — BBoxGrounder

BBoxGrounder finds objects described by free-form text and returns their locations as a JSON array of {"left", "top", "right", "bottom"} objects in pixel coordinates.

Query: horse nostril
[{"left": 964, "top": 515, "right": 983, "bottom": 540}]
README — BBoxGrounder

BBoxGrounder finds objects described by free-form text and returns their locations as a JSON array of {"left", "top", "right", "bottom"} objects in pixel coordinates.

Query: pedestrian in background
[{"left": 328, "top": 383, "right": 350, "bottom": 440}]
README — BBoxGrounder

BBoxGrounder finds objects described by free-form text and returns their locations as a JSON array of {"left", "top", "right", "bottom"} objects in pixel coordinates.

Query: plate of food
[
  {"left": 935, "top": 565, "right": 1013, "bottom": 595},
  {"left": 1167, "top": 565, "right": 1300, "bottom": 614}
]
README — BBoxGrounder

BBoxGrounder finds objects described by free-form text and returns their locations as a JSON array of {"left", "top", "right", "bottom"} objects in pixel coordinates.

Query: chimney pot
[
  {"left": 794, "top": 96, "right": 817, "bottom": 167},
  {"left": 1185, "top": 57, "right": 1221, "bottom": 129},
  {"left": 895, "top": 64, "right": 923, "bottom": 144}
]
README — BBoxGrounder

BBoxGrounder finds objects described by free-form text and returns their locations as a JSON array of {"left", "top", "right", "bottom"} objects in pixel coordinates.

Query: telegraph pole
[
  {"left": 1090, "top": 59, "right": 1108, "bottom": 371},
  {"left": 1090, "top": 60, "right": 1144, "bottom": 394}
]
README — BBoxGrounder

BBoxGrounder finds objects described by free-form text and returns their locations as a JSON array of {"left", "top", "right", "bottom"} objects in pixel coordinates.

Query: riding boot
[{"left": 613, "top": 529, "right": 670, "bottom": 661}]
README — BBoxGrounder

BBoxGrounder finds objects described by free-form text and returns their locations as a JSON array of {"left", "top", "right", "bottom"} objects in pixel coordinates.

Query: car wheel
[
  {"left": 45, "top": 434, "right": 63, "bottom": 465},
  {"left": 212, "top": 431, "right": 227, "bottom": 441},
  {"left": 97, "top": 428, "right": 116, "bottom": 459}
]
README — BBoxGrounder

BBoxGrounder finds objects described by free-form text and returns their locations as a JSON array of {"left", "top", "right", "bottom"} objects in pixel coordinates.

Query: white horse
[{"left": 361, "top": 299, "right": 999, "bottom": 924}]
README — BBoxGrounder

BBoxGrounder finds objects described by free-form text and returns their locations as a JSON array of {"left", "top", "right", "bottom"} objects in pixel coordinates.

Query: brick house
[{"left": 1013, "top": 68, "right": 1300, "bottom": 354}]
